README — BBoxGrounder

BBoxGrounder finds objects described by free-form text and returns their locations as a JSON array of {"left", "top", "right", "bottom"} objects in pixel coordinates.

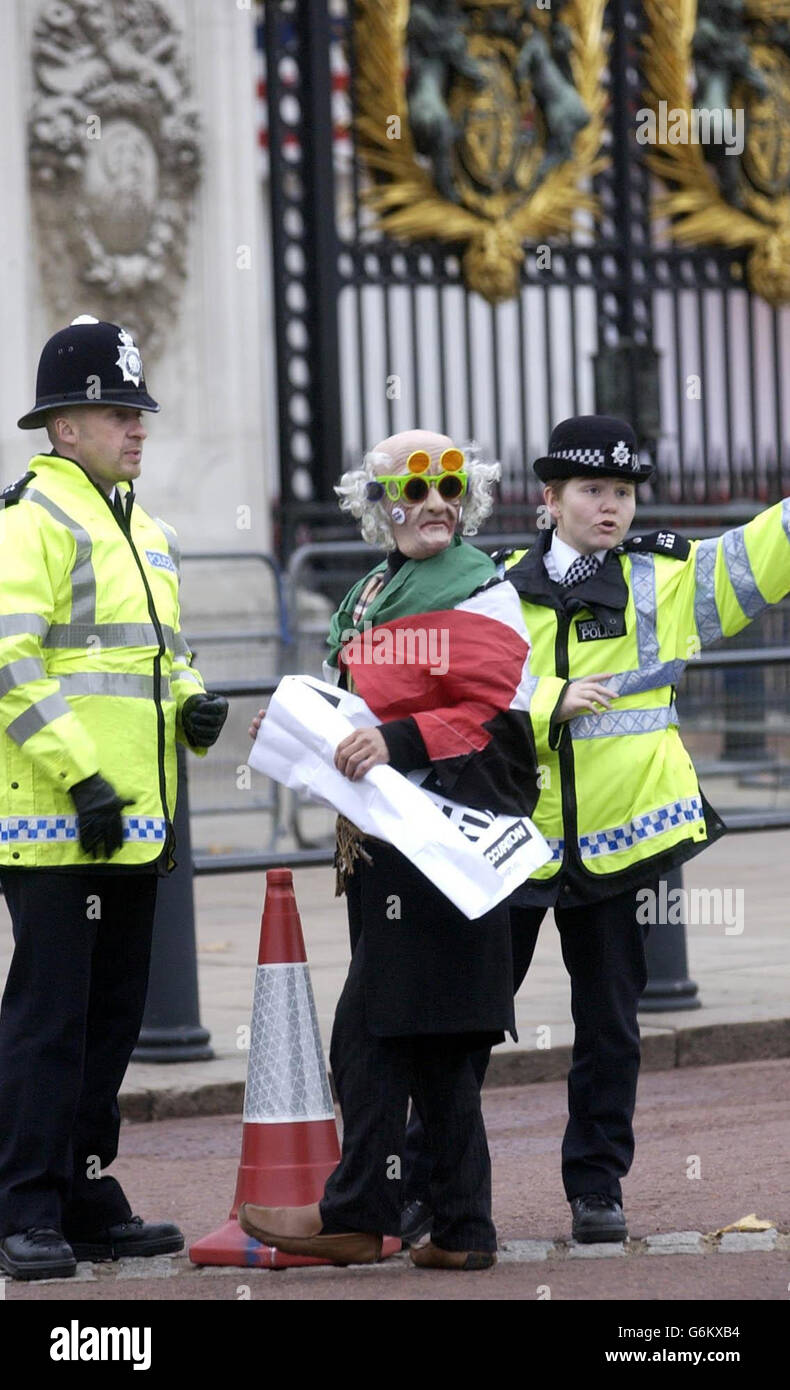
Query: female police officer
[{"left": 404, "top": 412, "right": 790, "bottom": 1247}]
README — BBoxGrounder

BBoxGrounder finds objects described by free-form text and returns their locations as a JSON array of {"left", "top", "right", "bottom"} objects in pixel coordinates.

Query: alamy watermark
[
  {"left": 635, "top": 101, "right": 744, "bottom": 157},
  {"left": 50, "top": 1321, "right": 151, "bottom": 1371},
  {"left": 636, "top": 883, "right": 744, "bottom": 936},
  {"left": 339, "top": 622, "right": 449, "bottom": 676}
]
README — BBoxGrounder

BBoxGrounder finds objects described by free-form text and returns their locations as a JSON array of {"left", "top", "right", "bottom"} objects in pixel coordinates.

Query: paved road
[{"left": 7, "top": 1057, "right": 789, "bottom": 1304}]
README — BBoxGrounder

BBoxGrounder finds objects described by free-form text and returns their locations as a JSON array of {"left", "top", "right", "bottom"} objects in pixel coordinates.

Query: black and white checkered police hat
[{"left": 533, "top": 415, "right": 654, "bottom": 483}]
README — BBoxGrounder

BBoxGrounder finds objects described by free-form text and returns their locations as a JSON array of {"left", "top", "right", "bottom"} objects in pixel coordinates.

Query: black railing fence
[
  {"left": 260, "top": 1, "right": 790, "bottom": 561},
  {"left": 182, "top": 540, "right": 790, "bottom": 870}
]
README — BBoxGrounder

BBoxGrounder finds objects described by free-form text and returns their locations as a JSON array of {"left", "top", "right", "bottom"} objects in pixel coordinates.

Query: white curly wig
[{"left": 335, "top": 428, "right": 501, "bottom": 551}]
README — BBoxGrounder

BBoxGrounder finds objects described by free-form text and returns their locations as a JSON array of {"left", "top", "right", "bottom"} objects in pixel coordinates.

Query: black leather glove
[
  {"left": 69, "top": 773, "right": 133, "bottom": 859},
  {"left": 181, "top": 692, "right": 229, "bottom": 748}
]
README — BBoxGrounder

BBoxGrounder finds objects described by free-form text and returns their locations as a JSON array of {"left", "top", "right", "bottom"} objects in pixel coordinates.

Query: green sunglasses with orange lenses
[{"left": 365, "top": 446, "right": 467, "bottom": 503}]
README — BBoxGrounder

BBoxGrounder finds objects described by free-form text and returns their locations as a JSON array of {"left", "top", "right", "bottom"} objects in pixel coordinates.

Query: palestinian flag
[{"left": 337, "top": 578, "right": 540, "bottom": 818}]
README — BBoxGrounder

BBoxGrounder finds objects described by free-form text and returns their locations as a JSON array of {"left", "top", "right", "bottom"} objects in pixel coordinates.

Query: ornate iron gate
[{"left": 262, "top": 0, "right": 790, "bottom": 559}]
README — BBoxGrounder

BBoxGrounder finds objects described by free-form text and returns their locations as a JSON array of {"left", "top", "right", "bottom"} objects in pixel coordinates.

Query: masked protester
[{"left": 243, "top": 429, "right": 545, "bottom": 1270}]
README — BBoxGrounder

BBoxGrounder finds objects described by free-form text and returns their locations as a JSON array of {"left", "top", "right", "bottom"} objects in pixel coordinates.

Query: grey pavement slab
[
  {"left": 497, "top": 1239, "right": 553, "bottom": 1262},
  {"left": 718, "top": 1230, "right": 777, "bottom": 1253},
  {"left": 646, "top": 1232, "right": 705, "bottom": 1255},
  {"left": 110, "top": 1255, "right": 184, "bottom": 1280},
  {"left": 567, "top": 1242, "right": 626, "bottom": 1258}
]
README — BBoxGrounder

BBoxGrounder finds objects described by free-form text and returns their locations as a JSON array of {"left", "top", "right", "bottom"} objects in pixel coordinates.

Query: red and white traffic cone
[
  {"left": 189, "top": 868, "right": 399, "bottom": 1268},
  {"left": 189, "top": 868, "right": 340, "bottom": 1267}
]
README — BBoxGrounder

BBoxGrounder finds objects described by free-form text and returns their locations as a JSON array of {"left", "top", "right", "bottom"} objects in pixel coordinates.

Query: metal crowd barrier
[
  {"left": 183, "top": 529, "right": 790, "bottom": 874},
  {"left": 178, "top": 551, "right": 293, "bottom": 848},
  {"left": 181, "top": 549, "right": 292, "bottom": 670}
]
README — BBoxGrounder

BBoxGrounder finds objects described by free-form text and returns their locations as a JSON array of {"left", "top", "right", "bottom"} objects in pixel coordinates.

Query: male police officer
[
  {"left": 404, "top": 413, "right": 790, "bottom": 1246},
  {"left": 0, "top": 317, "right": 228, "bottom": 1280}
]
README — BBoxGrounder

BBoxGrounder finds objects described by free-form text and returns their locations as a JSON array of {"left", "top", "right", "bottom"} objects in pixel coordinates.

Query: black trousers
[
  {"left": 319, "top": 934, "right": 496, "bottom": 1253},
  {"left": 0, "top": 869, "right": 157, "bottom": 1238},
  {"left": 404, "top": 881, "right": 652, "bottom": 1206}
]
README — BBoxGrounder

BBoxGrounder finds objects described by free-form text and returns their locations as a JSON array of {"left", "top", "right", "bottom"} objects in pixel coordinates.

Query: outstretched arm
[{"left": 680, "top": 498, "right": 790, "bottom": 652}]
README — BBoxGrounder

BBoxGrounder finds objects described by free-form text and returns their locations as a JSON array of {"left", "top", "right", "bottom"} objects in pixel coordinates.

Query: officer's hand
[
  {"left": 334, "top": 727, "right": 389, "bottom": 781},
  {"left": 69, "top": 773, "right": 133, "bottom": 859},
  {"left": 249, "top": 707, "right": 266, "bottom": 741},
  {"left": 556, "top": 674, "right": 617, "bottom": 722},
  {"left": 181, "top": 692, "right": 229, "bottom": 748}
]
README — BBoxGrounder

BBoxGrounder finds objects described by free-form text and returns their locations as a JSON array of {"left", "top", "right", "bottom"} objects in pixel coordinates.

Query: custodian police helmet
[{"left": 17, "top": 315, "right": 160, "bottom": 429}]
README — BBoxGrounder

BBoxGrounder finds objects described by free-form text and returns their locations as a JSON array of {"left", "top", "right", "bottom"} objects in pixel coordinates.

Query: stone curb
[
  {"left": 121, "top": 1083, "right": 245, "bottom": 1123},
  {"left": 119, "top": 1015, "right": 790, "bottom": 1122},
  {"left": 17, "top": 1229, "right": 789, "bottom": 1288}
]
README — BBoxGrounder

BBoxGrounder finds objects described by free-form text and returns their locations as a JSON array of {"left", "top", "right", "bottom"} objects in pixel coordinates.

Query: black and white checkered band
[
  {"left": 548, "top": 447, "right": 606, "bottom": 465},
  {"left": 548, "top": 442, "right": 639, "bottom": 470}
]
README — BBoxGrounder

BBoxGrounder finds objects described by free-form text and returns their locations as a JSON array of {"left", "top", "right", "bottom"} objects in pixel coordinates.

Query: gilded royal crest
[
  {"left": 642, "top": 0, "right": 790, "bottom": 305},
  {"left": 354, "top": 1, "right": 608, "bottom": 302},
  {"left": 737, "top": 41, "right": 790, "bottom": 199}
]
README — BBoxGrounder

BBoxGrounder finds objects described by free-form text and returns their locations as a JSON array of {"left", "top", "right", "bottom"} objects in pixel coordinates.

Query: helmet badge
[{"left": 116, "top": 328, "right": 143, "bottom": 387}]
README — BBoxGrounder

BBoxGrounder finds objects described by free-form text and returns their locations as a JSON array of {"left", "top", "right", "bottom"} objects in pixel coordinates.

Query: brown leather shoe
[
  {"left": 238, "top": 1202, "right": 383, "bottom": 1266},
  {"left": 409, "top": 1241, "right": 497, "bottom": 1271}
]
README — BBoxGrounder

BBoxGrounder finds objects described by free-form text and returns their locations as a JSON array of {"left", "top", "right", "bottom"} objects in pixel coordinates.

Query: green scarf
[{"left": 326, "top": 536, "right": 495, "bottom": 666}]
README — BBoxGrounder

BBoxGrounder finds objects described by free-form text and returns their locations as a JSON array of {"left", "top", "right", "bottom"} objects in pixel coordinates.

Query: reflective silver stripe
[
  {"left": 58, "top": 673, "right": 171, "bottom": 699},
  {"left": 156, "top": 518, "right": 181, "bottom": 573},
  {"left": 570, "top": 706, "right": 679, "bottom": 739},
  {"left": 173, "top": 669, "right": 202, "bottom": 686},
  {"left": 783, "top": 496, "right": 790, "bottom": 542},
  {"left": 26, "top": 490, "right": 96, "bottom": 624},
  {"left": 173, "top": 630, "right": 190, "bottom": 659},
  {"left": 608, "top": 554, "right": 685, "bottom": 696},
  {"left": 694, "top": 538, "right": 723, "bottom": 647},
  {"left": 722, "top": 526, "right": 766, "bottom": 621},
  {"left": 629, "top": 553, "right": 659, "bottom": 667},
  {"left": 5, "top": 692, "right": 72, "bottom": 746},
  {"left": 0, "top": 815, "right": 167, "bottom": 844},
  {"left": 606, "top": 658, "right": 686, "bottom": 697},
  {"left": 579, "top": 796, "right": 704, "bottom": 861},
  {"left": 0, "top": 657, "right": 47, "bottom": 696},
  {"left": 244, "top": 963, "right": 335, "bottom": 1124},
  {"left": 44, "top": 623, "right": 176, "bottom": 649},
  {"left": 0, "top": 615, "right": 49, "bottom": 641}
]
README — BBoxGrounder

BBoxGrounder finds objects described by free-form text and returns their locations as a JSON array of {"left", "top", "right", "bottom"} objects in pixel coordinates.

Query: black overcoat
[{"left": 345, "top": 840, "right": 515, "bottom": 1040}]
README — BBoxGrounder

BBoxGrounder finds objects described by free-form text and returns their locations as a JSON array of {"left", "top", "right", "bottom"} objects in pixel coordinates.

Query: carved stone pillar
[{"left": 5, "top": 0, "right": 273, "bottom": 561}]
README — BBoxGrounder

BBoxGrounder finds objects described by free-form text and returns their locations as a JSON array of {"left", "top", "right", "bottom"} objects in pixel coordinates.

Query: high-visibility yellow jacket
[
  {"left": 0, "top": 453, "right": 207, "bottom": 869},
  {"left": 504, "top": 500, "right": 790, "bottom": 906}
]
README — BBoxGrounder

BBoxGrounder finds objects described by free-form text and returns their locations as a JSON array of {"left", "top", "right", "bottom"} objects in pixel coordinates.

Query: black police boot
[
  {"left": 68, "top": 1215, "right": 184, "bottom": 1262},
  {"left": 400, "top": 1200, "right": 433, "bottom": 1247},
  {"left": 570, "top": 1194, "right": 627, "bottom": 1244},
  {"left": 0, "top": 1228, "right": 77, "bottom": 1281}
]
